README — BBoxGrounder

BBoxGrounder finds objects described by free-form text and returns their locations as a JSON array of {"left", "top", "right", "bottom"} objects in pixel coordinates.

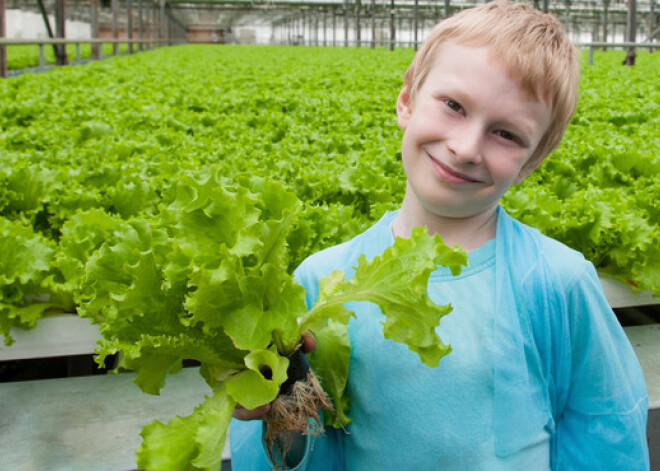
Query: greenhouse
[{"left": 0, "top": 1, "right": 659, "bottom": 470}]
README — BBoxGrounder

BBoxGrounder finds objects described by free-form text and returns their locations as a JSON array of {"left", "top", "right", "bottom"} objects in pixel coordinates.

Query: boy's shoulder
[{"left": 503, "top": 211, "right": 592, "bottom": 293}]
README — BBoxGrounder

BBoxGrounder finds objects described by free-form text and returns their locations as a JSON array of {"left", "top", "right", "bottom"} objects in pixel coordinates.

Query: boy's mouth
[{"left": 426, "top": 152, "right": 483, "bottom": 184}]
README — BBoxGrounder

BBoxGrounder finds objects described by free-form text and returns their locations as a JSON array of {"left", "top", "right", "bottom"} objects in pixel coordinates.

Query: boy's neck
[{"left": 392, "top": 199, "right": 498, "bottom": 252}]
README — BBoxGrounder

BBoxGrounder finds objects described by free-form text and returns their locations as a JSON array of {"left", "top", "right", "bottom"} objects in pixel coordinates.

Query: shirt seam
[{"left": 430, "top": 257, "right": 496, "bottom": 282}]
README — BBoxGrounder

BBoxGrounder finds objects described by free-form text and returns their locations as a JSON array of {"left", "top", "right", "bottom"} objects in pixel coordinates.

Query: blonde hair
[{"left": 404, "top": 0, "right": 579, "bottom": 167}]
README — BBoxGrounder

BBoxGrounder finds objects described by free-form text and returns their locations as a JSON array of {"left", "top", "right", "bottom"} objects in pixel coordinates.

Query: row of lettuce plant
[
  {"left": 1, "top": 45, "right": 657, "bottom": 344},
  {"left": 1, "top": 45, "right": 658, "bottom": 343}
]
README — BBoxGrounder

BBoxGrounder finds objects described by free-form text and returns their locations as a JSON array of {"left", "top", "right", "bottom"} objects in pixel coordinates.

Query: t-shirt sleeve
[{"left": 552, "top": 263, "right": 649, "bottom": 470}]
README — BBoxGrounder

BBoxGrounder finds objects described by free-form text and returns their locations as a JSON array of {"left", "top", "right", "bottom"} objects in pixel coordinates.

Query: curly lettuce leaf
[
  {"left": 0, "top": 216, "right": 57, "bottom": 345},
  {"left": 302, "top": 226, "right": 467, "bottom": 427},
  {"left": 81, "top": 171, "right": 467, "bottom": 465},
  {"left": 225, "top": 346, "right": 289, "bottom": 409},
  {"left": 136, "top": 385, "right": 236, "bottom": 471},
  {"left": 303, "top": 226, "right": 467, "bottom": 367},
  {"left": 306, "top": 319, "right": 352, "bottom": 427}
]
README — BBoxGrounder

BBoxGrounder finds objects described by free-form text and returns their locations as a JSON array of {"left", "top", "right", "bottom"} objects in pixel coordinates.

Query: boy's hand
[{"left": 232, "top": 332, "right": 317, "bottom": 421}]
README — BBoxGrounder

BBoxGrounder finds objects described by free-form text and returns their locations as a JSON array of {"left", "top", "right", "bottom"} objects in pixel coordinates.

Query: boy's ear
[{"left": 396, "top": 86, "right": 412, "bottom": 130}]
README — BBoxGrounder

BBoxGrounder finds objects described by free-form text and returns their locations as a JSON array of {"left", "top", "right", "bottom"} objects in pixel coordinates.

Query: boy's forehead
[{"left": 423, "top": 40, "right": 545, "bottom": 103}]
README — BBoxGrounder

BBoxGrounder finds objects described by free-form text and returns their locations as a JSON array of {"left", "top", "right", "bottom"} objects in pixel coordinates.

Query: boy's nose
[{"left": 446, "top": 124, "right": 484, "bottom": 165}]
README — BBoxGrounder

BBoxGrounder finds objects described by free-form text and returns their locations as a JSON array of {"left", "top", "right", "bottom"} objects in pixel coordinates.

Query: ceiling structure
[{"left": 8, "top": 0, "right": 659, "bottom": 45}]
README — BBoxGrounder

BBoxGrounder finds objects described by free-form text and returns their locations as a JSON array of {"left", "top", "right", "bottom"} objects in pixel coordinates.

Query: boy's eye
[
  {"left": 445, "top": 100, "right": 463, "bottom": 113},
  {"left": 495, "top": 130, "right": 516, "bottom": 142}
]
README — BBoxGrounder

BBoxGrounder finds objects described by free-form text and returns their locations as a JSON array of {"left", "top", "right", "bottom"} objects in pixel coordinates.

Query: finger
[
  {"left": 233, "top": 403, "right": 271, "bottom": 421},
  {"left": 301, "top": 331, "right": 317, "bottom": 353}
]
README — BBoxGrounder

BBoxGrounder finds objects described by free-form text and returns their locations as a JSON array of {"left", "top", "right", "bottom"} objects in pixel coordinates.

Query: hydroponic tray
[
  {"left": 0, "top": 277, "right": 657, "bottom": 363},
  {"left": 0, "top": 314, "right": 100, "bottom": 361},
  {"left": 0, "top": 366, "right": 230, "bottom": 471}
]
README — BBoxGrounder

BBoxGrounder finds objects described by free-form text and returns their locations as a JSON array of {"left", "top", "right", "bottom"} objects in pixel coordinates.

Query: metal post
[
  {"left": 152, "top": 0, "right": 157, "bottom": 47},
  {"left": 624, "top": 0, "right": 637, "bottom": 65},
  {"left": 166, "top": 4, "right": 171, "bottom": 46},
  {"left": 390, "top": 0, "right": 395, "bottom": 50},
  {"left": 564, "top": 0, "right": 571, "bottom": 35},
  {"left": 356, "top": 0, "right": 361, "bottom": 47},
  {"left": 344, "top": 5, "right": 348, "bottom": 47},
  {"left": 138, "top": 0, "right": 143, "bottom": 51},
  {"left": 602, "top": 0, "right": 609, "bottom": 51},
  {"left": 112, "top": 0, "right": 119, "bottom": 55},
  {"left": 160, "top": 0, "right": 166, "bottom": 46},
  {"left": 333, "top": 8, "right": 336, "bottom": 47},
  {"left": 444, "top": 0, "right": 450, "bottom": 18},
  {"left": 371, "top": 0, "right": 375, "bottom": 49},
  {"left": 650, "top": 0, "right": 656, "bottom": 53},
  {"left": 147, "top": 0, "right": 152, "bottom": 48},
  {"left": 91, "top": 0, "right": 99, "bottom": 59},
  {"left": 55, "top": 0, "right": 67, "bottom": 65},
  {"left": 156, "top": 0, "right": 160, "bottom": 46},
  {"left": 0, "top": 0, "right": 6, "bottom": 79},
  {"left": 36, "top": 0, "right": 56, "bottom": 59},
  {"left": 323, "top": 9, "right": 327, "bottom": 47},
  {"left": 414, "top": 0, "right": 419, "bottom": 50},
  {"left": 128, "top": 0, "right": 133, "bottom": 53}
]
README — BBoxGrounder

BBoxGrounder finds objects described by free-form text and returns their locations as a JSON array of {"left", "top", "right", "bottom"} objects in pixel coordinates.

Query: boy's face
[{"left": 396, "top": 42, "right": 551, "bottom": 221}]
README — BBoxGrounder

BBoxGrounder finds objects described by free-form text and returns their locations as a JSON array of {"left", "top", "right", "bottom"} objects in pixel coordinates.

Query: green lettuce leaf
[
  {"left": 303, "top": 226, "right": 467, "bottom": 367},
  {"left": 136, "top": 385, "right": 236, "bottom": 471},
  {"left": 0, "top": 216, "right": 57, "bottom": 344},
  {"left": 80, "top": 171, "right": 467, "bottom": 466}
]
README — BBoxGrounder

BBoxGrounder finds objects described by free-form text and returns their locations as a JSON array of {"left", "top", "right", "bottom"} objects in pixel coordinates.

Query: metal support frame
[
  {"left": 128, "top": 0, "right": 134, "bottom": 53},
  {"left": 370, "top": 0, "right": 375, "bottom": 49},
  {"left": 413, "top": 0, "right": 418, "bottom": 50},
  {"left": 390, "top": 0, "right": 395, "bottom": 50},
  {"left": 91, "top": 0, "right": 99, "bottom": 59},
  {"left": 112, "top": 0, "right": 119, "bottom": 55},
  {"left": 54, "top": 0, "right": 67, "bottom": 65},
  {"left": 0, "top": 0, "right": 5, "bottom": 78},
  {"left": 138, "top": 0, "right": 144, "bottom": 51},
  {"left": 36, "top": 0, "right": 59, "bottom": 61},
  {"left": 625, "top": 0, "right": 637, "bottom": 64}
]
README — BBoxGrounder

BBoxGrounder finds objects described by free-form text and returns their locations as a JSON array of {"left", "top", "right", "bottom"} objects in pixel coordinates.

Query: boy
[{"left": 230, "top": 1, "right": 649, "bottom": 469}]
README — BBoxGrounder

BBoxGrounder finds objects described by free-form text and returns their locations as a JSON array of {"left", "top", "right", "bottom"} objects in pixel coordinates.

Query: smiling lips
[{"left": 425, "top": 151, "right": 483, "bottom": 184}]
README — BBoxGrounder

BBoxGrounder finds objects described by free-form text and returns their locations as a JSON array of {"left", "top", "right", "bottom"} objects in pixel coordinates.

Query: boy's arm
[{"left": 553, "top": 264, "right": 649, "bottom": 470}]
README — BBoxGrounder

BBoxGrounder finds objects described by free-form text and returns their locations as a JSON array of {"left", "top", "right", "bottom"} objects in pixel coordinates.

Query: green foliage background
[{"left": 0, "top": 45, "right": 658, "bottom": 339}]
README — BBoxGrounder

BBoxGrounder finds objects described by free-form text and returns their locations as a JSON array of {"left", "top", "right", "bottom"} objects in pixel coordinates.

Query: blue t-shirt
[
  {"left": 338, "top": 221, "right": 549, "bottom": 470},
  {"left": 230, "top": 208, "right": 648, "bottom": 471}
]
